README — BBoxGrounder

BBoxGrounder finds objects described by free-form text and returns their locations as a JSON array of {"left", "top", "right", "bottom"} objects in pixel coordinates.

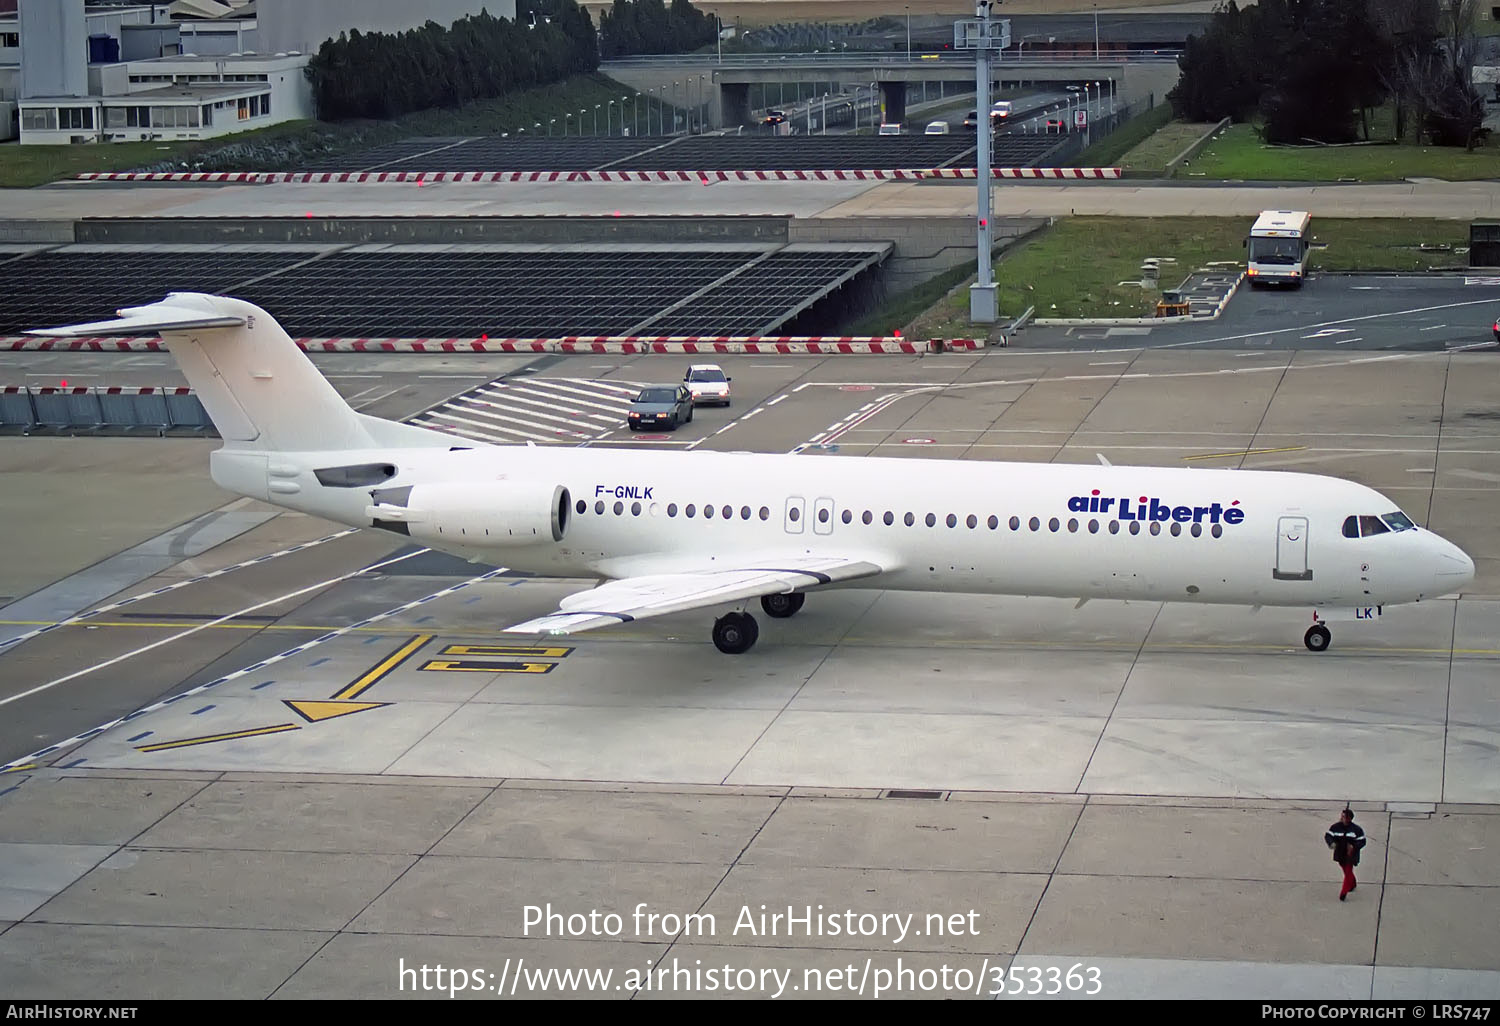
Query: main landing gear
[
  {"left": 712, "top": 611, "right": 759, "bottom": 654},
  {"left": 711, "top": 593, "right": 807, "bottom": 654},
  {"left": 760, "top": 592, "right": 805, "bottom": 618},
  {"left": 1304, "top": 623, "right": 1332, "bottom": 652}
]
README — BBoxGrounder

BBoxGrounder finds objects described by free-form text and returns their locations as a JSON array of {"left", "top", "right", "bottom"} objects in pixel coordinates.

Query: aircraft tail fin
[{"left": 27, "top": 293, "right": 441, "bottom": 452}]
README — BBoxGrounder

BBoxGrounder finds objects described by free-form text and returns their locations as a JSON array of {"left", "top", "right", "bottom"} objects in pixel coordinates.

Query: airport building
[{"left": 1, "top": 0, "right": 515, "bottom": 144}]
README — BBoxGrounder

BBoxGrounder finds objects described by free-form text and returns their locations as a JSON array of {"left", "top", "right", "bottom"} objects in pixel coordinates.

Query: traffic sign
[{"left": 1074, "top": 109, "right": 1088, "bottom": 128}]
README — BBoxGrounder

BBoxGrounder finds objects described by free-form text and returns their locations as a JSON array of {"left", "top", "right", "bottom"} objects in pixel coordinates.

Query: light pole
[
  {"left": 715, "top": 14, "right": 722, "bottom": 63},
  {"left": 578, "top": 108, "right": 586, "bottom": 135},
  {"left": 548, "top": 117, "right": 556, "bottom": 137},
  {"left": 593, "top": 103, "right": 600, "bottom": 135},
  {"left": 1093, "top": 3, "right": 1099, "bottom": 60},
  {"left": 905, "top": 5, "right": 910, "bottom": 60},
  {"left": 961, "top": 0, "right": 1004, "bottom": 325},
  {"left": 564, "top": 112, "right": 572, "bottom": 135}
]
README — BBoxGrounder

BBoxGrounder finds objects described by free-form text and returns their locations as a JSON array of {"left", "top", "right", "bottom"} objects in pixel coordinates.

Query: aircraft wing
[{"left": 502, "top": 555, "right": 885, "bottom": 635}]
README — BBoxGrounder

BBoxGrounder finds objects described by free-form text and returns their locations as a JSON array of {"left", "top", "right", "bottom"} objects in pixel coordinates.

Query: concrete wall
[
  {"left": 257, "top": 0, "right": 517, "bottom": 55},
  {"left": 19, "top": 0, "right": 86, "bottom": 98},
  {"left": 73, "top": 216, "right": 792, "bottom": 245}
]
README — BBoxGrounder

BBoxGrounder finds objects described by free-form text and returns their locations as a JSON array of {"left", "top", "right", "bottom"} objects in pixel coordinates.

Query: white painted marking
[
  {"left": 557, "top": 377, "right": 644, "bottom": 397},
  {"left": 426, "top": 409, "right": 553, "bottom": 443},
  {"left": 1419, "top": 324, "right": 1446, "bottom": 332},
  {"left": 1089, "top": 361, "right": 1129, "bottom": 366},
  {"left": 0, "top": 549, "right": 426, "bottom": 710},
  {"left": 352, "top": 386, "right": 402, "bottom": 410},
  {"left": 467, "top": 390, "right": 614, "bottom": 426},
  {"left": 0, "top": 529, "right": 358, "bottom": 652},
  {"left": 522, "top": 380, "right": 639, "bottom": 406},
  {"left": 1159, "top": 297, "right": 1500, "bottom": 350},
  {"left": 766, "top": 395, "right": 788, "bottom": 406},
  {"left": 499, "top": 384, "right": 632, "bottom": 416},
  {"left": 1302, "top": 328, "right": 1354, "bottom": 338},
  {"left": 0, "top": 561, "right": 513, "bottom": 773}
]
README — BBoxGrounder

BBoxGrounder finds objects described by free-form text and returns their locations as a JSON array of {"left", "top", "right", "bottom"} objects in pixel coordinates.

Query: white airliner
[{"left": 30, "top": 294, "right": 1476, "bottom": 654}]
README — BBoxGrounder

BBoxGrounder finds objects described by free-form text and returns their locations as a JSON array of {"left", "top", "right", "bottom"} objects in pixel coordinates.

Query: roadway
[
  {"left": 9, "top": 178, "right": 1500, "bottom": 222},
  {"left": 2, "top": 345, "right": 1499, "bottom": 997}
]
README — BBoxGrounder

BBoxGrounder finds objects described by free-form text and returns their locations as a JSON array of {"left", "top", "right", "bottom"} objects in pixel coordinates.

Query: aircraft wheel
[
  {"left": 760, "top": 592, "right": 805, "bottom": 618},
  {"left": 712, "top": 612, "right": 758, "bottom": 654},
  {"left": 1304, "top": 624, "right": 1331, "bottom": 652}
]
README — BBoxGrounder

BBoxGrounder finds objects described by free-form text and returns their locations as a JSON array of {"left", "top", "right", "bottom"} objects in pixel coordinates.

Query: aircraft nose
[{"left": 1433, "top": 539, "right": 1475, "bottom": 590}]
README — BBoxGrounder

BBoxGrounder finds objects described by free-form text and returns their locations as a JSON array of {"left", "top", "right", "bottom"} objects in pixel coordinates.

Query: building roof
[{"left": 23, "top": 81, "right": 264, "bottom": 104}]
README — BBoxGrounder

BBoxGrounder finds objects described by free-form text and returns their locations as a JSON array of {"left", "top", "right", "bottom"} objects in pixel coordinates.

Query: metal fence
[{"left": 0, "top": 386, "right": 213, "bottom": 435}]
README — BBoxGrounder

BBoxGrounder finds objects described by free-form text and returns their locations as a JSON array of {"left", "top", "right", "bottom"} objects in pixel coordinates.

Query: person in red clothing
[{"left": 1325, "top": 808, "right": 1366, "bottom": 900}]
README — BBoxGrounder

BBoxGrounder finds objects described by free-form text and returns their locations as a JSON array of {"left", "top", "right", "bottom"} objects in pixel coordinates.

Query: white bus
[{"left": 1246, "top": 210, "right": 1311, "bottom": 287}]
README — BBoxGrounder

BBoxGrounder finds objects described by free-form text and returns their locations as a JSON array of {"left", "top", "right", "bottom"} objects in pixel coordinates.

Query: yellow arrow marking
[
  {"left": 334, "top": 633, "right": 433, "bottom": 701},
  {"left": 283, "top": 700, "right": 389, "bottom": 723},
  {"left": 439, "top": 644, "right": 573, "bottom": 659},
  {"left": 422, "top": 659, "right": 557, "bottom": 674},
  {"left": 1183, "top": 445, "right": 1306, "bottom": 462},
  {"left": 137, "top": 723, "right": 301, "bottom": 752}
]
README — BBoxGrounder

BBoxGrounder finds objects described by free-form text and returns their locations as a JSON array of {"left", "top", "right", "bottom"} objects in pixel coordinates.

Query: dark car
[
  {"left": 628, "top": 384, "right": 693, "bottom": 431},
  {"left": 962, "top": 110, "right": 979, "bottom": 130},
  {"left": 1494, "top": 315, "right": 1499, "bottom": 343}
]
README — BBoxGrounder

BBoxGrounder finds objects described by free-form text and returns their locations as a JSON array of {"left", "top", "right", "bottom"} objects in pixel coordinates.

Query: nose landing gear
[{"left": 1304, "top": 623, "right": 1331, "bottom": 652}]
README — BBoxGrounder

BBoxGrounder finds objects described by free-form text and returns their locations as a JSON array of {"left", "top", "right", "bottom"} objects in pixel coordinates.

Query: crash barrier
[
  {"left": 73, "top": 167, "right": 1122, "bottom": 184},
  {"left": 0, "top": 386, "right": 209, "bottom": 433},
  {"left": 6, "top": 335, "right": 986, "bottom": 355}
]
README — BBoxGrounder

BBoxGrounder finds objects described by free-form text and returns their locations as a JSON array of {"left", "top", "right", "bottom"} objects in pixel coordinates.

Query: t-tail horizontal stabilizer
[{"left": 26, "top": 296, "right": 246, "bottom": 337}]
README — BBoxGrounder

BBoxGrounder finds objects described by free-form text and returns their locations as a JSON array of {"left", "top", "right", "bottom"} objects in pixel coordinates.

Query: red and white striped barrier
[
  {"left": 73, "top": 167, "right": 1120, "bottom": 184},
  {"left": 5, "top": 334, "right": 982, "bottom": 355},
  {"left": 17, "top": 385, "right": 194, "bottom": 395}
]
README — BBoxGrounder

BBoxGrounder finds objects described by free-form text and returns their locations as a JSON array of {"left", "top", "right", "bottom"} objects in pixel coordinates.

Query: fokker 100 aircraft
[{"left": 31, "top": 294, "right": 1476, "bottom": 654}]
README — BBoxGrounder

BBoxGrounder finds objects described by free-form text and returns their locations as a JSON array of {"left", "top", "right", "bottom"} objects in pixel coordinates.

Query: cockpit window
[
  {"left": 1346, "top": 513, "right": 1411, "bottom": 539},
  {"left": 1382, "top": 512, "right": 1415, "bottom": 532}
]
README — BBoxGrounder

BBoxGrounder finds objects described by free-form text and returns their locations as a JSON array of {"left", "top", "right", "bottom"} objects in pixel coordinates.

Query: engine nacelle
[{"left": 364, "top": 480, "right": 570, "bottom": 546}]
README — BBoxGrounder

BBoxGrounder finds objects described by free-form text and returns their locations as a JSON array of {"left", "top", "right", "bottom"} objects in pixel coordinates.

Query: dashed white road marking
[{"left": 0, "top": 549, "right": 428, "bottom": 711}]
